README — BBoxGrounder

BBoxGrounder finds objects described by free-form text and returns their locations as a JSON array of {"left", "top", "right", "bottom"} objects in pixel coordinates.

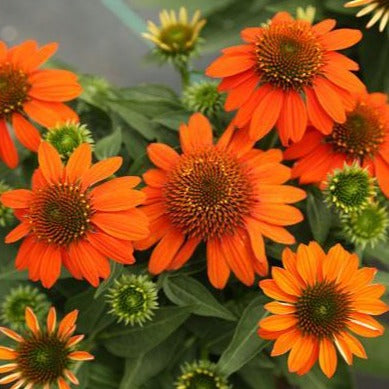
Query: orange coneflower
[
  {"left": 0, "top": 307, "right": 93, "bottom": 388},
  {"left": 0, "top": 40, "right": 81, "bottom": 168},
  {"left": 206, "top": 12, "right": 365, "bottom": 146},
  {"left": 0, "top": 142, "right": 149, "bottom": 288},
  {"left": 258, "top": 242, "right": 388, "bottom": 378},
  {"left": 284, "top": 92, "right": 389, "bottom": 197},
  {"left": 137, "top": 113, "right": 306, "bottom": 289}
]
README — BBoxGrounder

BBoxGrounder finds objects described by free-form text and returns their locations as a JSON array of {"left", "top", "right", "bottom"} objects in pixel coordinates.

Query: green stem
[{"left": 176, "top": 62, "right": 190, "bottom": 89}]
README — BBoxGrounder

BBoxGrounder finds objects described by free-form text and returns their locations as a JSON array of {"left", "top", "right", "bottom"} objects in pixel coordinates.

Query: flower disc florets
[
  {"left": 0, "top": 285, "right": 50, "bottom": 331},
  {"left": 325, "top": 163, "right": 376, "bottom": 214},
  {"left": 106, "top": 274, "right": 159, "bottom": 326},
  {"left": 342, "top": 202, "right": 389, "bottom": 248},
  {"left": 175, "top": 360, "right": 230, "bottom": 389},
  {"left": 45, "top": 121, "right": 94, "bottom": 159}
]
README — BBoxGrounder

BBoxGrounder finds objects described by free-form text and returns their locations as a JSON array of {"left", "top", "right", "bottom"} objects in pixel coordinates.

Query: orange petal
[
  {"left": 0, "top": 347, "right": 17, "bottom": 360},
  {"left": 276, "top": 90, "right": 307, "bottom": 145},
  {"left": 81, "top": 157, "right": 122, "bottom": 189},
  {"left": 0, "top": 120, "right": 18, "bottom": 169},
  {"left": 296, "top": 244, "right": 319, "bottom": 286},
  {"left": 245, "top": 218, "right": 266, "bottom": 262},
  {"left": 255, "top": 185, "right": 306, "bottom": 204},
  {"left": 272, "top": 267, "right": 302, "bottom": 296},
  {"left": 288, "top": 335, "right": 318, "bottom": 373},
  {"left": 147, "top": 143, "right": 180, "bottom": 171},
  {"left": 0, "top": 363, "right": 17, "bottom": 373},
  {"left": 167, "top": 237, "right": 201, "bottom": 270},
  {"left": 47, "top": 307, "right": 57, "bottom": 334},
  {"left": 87, "top": 231, "right": 135, "bottom": 265},
  {"left": 323, "top": 63, "right": 365, "bottom": 94},
  {"left": 5, "top": 222, "right": 31, "bottom": 244},
  {"left": 319, "top": 338, "right": 337, "bottom": 378},
  {"left": 252, "top": 220, "right": 295, "bottom": 244},
  {"left": 312, "top": 19, "right": 336, "bottom": 35},
  {"left": 271, "top": 328, "right": 300, "bottom": 356},
  {"left": 66, "top": 335, "right": 85, "bottom": 348},
  {"left": 23, "top": 42, "right": 58, "bottom": 71},
  {"left": 0, "top": 189, "right": 32, "bottom": 209},
  {"left": 337, "top": 331, "right": 367, "bottom": 359},
  {"left": 347, "top": 312, "right": 384, "bottom": 337},
  {"left": 264, "top": 302, "right": 296, "bottom": 315},
  {"left": 58, "top": 310, "right": 78, "bottom": 338},
  {"left": 333, "top": 332, "right": 353, "bottom": 365},
  {"left": 313, "top": 78, "right": 346, "bottom": 123},
  {"left": 249, "top": 86, "right": 284, "bottom": 141},
  {"left": 91, "top": 209, "right": 149, "bottom": 241},
  {"left": 64, "top": 369, "right": 79, "bottom": 385},
  {"left": 38, "top": 142, "right": 63, "bottom": 183},
  {"left": 259, "top": 279, "right": 297, "bottom": 303},
  {"left": 39, "top": 245, "right": 62, "bottom": 288},
  {"left": 68, "top": 351, "right": 94, "bottom": 361},
  {"left": 57, "top": 377, "right": 70, "bottom": 389},
  {"left": 0, "top": 372, "right": 21, "bottom": 384},
  {"left": 320, "top": 28, "right": 362, "bottom": 50},
  {"left": 66, "top": 143, "right": 92, "bottom": 183},
  {"left": 148, "top": 229, "right": 185, "bottom": 274},
  {"left": 259, "top": 314, "right": 298, "bottom": 332},
  {"left": 143, "top": 169, "right": 167, "bottom": 187},
  {"left": 25, "top": 307, "right": 40, "bottom": 335},
  {"left": 91, "top": 179, "right": 146, "bottom": 211},
  {"left": 206, "top": 54, "right": 255, "bottom": 77},
  {"left": 206, "top": 238, "right": 231, "bottom": 289},
  {"left": 352, "top": 298, "right": 389, "bottom": 315},
  {"left": 180, "top": 113, "right": 213, "bottom": 153},
  {"left": 253, "top": 203, "right": 303, "bottom": 226},
  {"left": 0, "top": 327, "right": 23, "bottom": 343},
  {"left": 12, "top": 113, "right": 41, "bottom": 152}
]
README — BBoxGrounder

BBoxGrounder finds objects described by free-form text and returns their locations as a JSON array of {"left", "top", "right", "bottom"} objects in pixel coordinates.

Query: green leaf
[
  {"left": 307, "top": 189, "right": 332, "bottom": 243},
  {"left": 163, "top": 275, "right": 236, "bottom": 321},
  {"left": 94, "top": 262, "right": 124, "bottom": 299},
  {"left": 153, "top": 109, "right": 191, "bottom": 130},
  {"left": 95, "top": 127, "right": 122, "bottom": 160},
  {"left": 100, "top": 306, "right": 192, "bottom": 357},
  {"left": 119, "top": 330, "right": 185, "bottom": 389},
  {"left": 217, "top": 296, "right": 269, "bottom": 376},
  {"left": 108, "top": 101, "right": 160, "bottom": 140},
  {"left": 354, "top": 325, "right": 389, "bottom": 377}
]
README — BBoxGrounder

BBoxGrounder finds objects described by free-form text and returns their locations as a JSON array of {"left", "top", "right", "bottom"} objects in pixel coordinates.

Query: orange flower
[
  {"left": 0, "top": 306, "right": 93, "bottom": 388},
  {"left": 137, "top": 113, "right": 306, "bottom": 288},
  {"left": 284, "top": 92, "right": 389, "bottom": 196},
  {"left": 0, "top": 40, "right": 81, "bottom": 169},
  {"left": 206, "top": 12, "right": 365, "bottom": 146},
  {"left": 258, "top": 242, "right": 388, "bottom": 378},
  {"left": 0, "top": 142, "right": 149, "bottom": 288}
]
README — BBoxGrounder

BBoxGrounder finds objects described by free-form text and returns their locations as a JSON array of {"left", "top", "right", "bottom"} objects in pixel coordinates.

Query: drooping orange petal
[
  {"left": 12, "top": 113, "right": 41, "bottom": 152},
  {"left": 80, "top": 157, "right": 122, "bottom": 189},
  {"left": 352, "top": 298, "right": 388, "bottom": 315},
  {"left": 0, "top": 120, "right": 18, "bottom": 169},
  {"left": 5, "top": 222, "right": 31, "bottom": 244},
  {"left": 0, "top": 372, "right": 21, "bottom": 385},
  {"left": 338, "top": 331, "right": 367, "bottom": 359},
  {"left": 264, "top": 302, "right": 296, "bottom": 315},
  {"left": 323, "top": 63, "right": 365, "bottom": 94},
  {"left": 206, "top": 238, "right": 231, "bottom": 289},
  {"left": 245, "top": 218, "right": 266, "bottom": 262},
  {"left": 167, "top": 237, "right": 201, "bottom": 270},
  {"left": 39, "top": 245, "right": 62, "bottom": 288},
  {"left": 224, "top": 74, "right": 259, "bottom": 111},
  {"left": 319, "top": 338, "right": 337, "bottom": 378},
  {"left": 87, "top": 231, "right": 136, "bottom": 265},
  {"left": 333, "top": 332, "right": 353, "bottom": 365},
  {"left": 288, "top": 335, "right": 318, "bottom": 373},
  {"left": 313, "top": 78, "right": 346, "bottom": 123},
  {"left": 373, "top": 156, "right": 389, "bottom": 198},
  {"left": 148, "top": 229, "right": 185, "bottom": 274},
  {"left": 249, "top": 86, "right": 284, "bottom": 141},
  {"left": 147, "top": 143, "right": 180, "bottom": 171},
  {"left": 347, "top": 312, "right": 384, "bottom": 337},
  {"left": 252, "top": 220, "right": 295, "bottom": 244},
  {"left": 57, "top": 377, "right": 71, "bottom": 389},
  {"left": 276, "top": 90, "right": 307, "bottom": 145},
  {"left": 324, "top": 51, "right": 359, "bottom": 71},
  {"left": 180, "top": 113, "right": 213, "bottom": 153},
  {"left": 271, "top": 328, "right": 300, "bottom": 356},
  {"left": 305, "top": 87, "right": 334, "bottom": 135},
  {"left": 64, "top": 369, "right": 79, "bottom": 385},
  {"left": 0, "top": 363, "right": 17, "bottom": 373},
  {"left": 38, "top": 142, "right": 63, "bottom": 183},
  {"left": 66, "top": 143, "right": 92, "bottom": 183}
]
